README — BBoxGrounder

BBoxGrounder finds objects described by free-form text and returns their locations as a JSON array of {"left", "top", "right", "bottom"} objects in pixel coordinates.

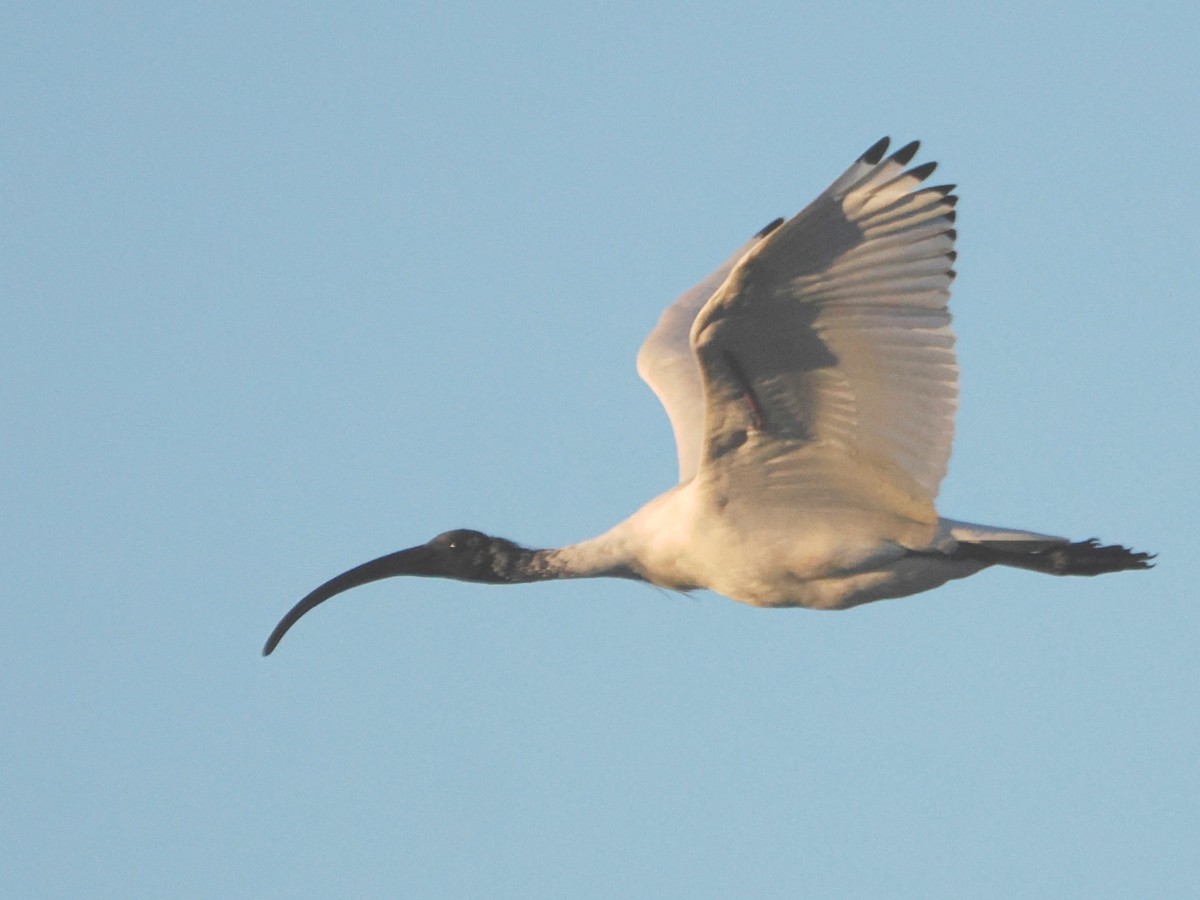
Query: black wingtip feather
[
  {"left": 906, "top": 160, "right": 938, "bottom": 181},
  {"left": 892, "top": 140, "right": 920, "bottom": 165},
  {"left": 755, "top": 217, "right": 785, "bottom": 239},
  {"left": 861, "top": 136, "right": 890, "bottom": 164},
  {"left": 930, "top": 183, "right": 956, "bottom": 196}
]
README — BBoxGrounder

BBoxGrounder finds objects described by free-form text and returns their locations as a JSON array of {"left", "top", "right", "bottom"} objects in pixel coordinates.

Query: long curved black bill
[{"left": 263, "top": 546, "right": 435, "bottom": 656}]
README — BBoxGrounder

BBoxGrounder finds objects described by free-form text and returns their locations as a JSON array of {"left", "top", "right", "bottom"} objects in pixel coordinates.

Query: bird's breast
[{"left": 618, "top": 481, "right": 910, "bottom": 606}]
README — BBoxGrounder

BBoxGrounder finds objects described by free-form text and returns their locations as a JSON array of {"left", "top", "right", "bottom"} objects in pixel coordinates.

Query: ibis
[{"left": 264, "top": 137, "right": 1152, "bottom": 656}]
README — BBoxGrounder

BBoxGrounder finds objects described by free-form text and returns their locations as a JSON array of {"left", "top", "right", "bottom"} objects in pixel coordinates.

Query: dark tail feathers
[{"left": 956, "top": 538, "right": 1155, "bottom": 576}]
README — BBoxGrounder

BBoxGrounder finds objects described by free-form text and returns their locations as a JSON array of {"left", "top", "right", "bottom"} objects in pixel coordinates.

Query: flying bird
[{"left": 264, "top": 137, "right": 1152, "bottom": 656}]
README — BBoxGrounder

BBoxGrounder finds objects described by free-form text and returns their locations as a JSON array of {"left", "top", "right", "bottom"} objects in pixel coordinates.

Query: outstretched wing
[
  {"left": 691, "top": 138, "right": 959, "bottom": 529},
  {"left": 636, "top": 219, "right": 783, "bottom": 484}
]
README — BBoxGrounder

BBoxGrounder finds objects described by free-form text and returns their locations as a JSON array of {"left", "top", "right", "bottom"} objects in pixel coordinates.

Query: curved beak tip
[{"left": 260, "top": 544, "right": 434, "bottom": 658}]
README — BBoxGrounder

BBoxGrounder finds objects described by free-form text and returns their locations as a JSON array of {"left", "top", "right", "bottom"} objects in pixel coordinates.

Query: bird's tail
[
  {"left": 937, "top": 519, "right": 1153, "bottom": 576},
  {"left": 953, "top": 537, "right": 1154, "bottom": 576}
]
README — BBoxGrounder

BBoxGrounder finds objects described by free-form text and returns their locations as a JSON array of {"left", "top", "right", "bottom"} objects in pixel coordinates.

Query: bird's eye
[{"left": 448, "top": 541, "right": 459, "bottom": 550}]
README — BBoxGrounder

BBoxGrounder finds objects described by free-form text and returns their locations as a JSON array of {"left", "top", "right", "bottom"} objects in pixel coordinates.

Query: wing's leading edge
[{"left": 637, "top": 218, "right": 783, "bottom": 484}]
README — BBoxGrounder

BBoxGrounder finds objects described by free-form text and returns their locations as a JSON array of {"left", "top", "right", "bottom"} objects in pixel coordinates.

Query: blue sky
[{"left": 4, "top": 3, "right": 1198, "bottom": 897}]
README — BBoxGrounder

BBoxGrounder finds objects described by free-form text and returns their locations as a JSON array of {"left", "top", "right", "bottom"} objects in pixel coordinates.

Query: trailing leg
[{"left": 953, "top": 538, "right": 1154, "bottom": 576}]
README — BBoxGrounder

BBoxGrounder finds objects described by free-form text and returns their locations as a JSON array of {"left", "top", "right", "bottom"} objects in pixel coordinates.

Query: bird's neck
[
  {"left": 503, "top": 531, "right": 643, "bottom": 584},
  {"left": 492, "top": 487, "right": 694, "bottom": 585}
]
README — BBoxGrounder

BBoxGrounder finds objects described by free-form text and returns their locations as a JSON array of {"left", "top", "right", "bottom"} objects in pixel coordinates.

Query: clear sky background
[{"left": 4, "top": 3, "right": 1198, "bottom": 897}]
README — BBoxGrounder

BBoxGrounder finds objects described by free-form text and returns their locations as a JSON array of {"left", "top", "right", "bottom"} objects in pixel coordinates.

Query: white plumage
[{"left": 264, "top": 137, "right": 1150, "bottom": 655}]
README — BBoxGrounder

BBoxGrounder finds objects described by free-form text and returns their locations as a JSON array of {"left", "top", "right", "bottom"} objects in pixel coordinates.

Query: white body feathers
[{"left": 557, "top": 138, "right": 1070, "bottom": 609}]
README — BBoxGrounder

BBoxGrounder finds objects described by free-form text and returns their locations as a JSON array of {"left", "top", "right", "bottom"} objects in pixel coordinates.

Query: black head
[
  {"left": 262, "top": 528, "right": 532, "bottom": 656},
  {"left": 424, "top": 529, "right": 529, "bottom": 583}
]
